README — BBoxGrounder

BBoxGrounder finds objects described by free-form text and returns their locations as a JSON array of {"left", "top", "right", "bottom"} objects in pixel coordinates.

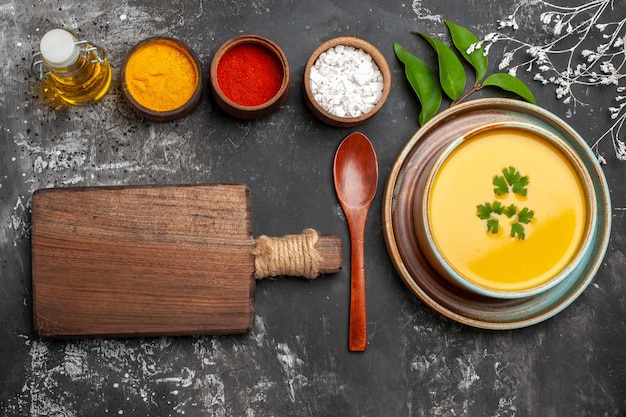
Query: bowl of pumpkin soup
[
  {"left": 382, "top": 98, "right": 611, "bottom": 328},
  {"left": 413, "top": 122, "right": 596, "bottom": 299}
]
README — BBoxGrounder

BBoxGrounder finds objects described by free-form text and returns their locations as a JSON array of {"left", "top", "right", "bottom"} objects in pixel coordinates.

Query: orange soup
[{"left": 427, "top": 127, "right": 588, "bottom": 292}]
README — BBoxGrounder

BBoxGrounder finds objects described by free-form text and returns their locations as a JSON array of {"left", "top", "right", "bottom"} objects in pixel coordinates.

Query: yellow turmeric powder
[{"left": 124, "top": 39, "right": 199, "bottom": 112}]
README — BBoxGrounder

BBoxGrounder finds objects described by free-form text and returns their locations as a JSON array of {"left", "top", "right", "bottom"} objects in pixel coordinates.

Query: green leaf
[
  {"left": 487, "top": 218, "right": 499, "bottom": 234},
  {"left": 417, "top": 33, "right": 466, "bottom": 101},
  {"left": 476, "top": 202, "right": 493, "bottom": 219},
  {"left": 492, "top": 175, "right": 508, "bottom": 195},
  {"left": 503, "top": 204, "right": 517, "bottom": 218},
  {"left": 502, "top": 166, "right": 529, "bottom": 196},
  {"left": 393, "top": 42, "right": 443, "bottom": 125},
  {"left": 511, "top": 223, "right": 526, "bottom": 239},
  {"left": 482, "top": 73, "right": 537, "bottom": 104},
  {"left": 518, "top": 207, "right": 534, "bottom": 224},
  {"left": 512, "top": 175, "right": 529, "bottom": 196},
  {"left": 492, "top": 201, "right": 504, "bottom": 215},
  {"left": 445, "top": 20, "right": 488, "bottom": 83},
  {"left": 502, "top": 166, "right": 521, "bottom": 186}
]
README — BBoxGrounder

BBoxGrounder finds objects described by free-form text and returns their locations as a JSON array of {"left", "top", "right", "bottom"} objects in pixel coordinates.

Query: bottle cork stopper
[{"left": 40, "top": 29, "right": 80, "bottom": 69}]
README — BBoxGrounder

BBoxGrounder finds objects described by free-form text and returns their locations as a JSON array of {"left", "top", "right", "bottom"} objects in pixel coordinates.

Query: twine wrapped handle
[{"left": 253, "top": 228, "right": 342, "bottom": 280}]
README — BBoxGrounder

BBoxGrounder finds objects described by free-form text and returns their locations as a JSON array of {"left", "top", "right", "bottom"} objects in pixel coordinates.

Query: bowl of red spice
[
  {"left": 209, "top": 34, "right": 291, "bottom": 120},
  {"left": 303, "top": 37, "right": 391, "bottom": 128},
  {"left": 121, "top": 36, "right": 203, "bottom": 122}
]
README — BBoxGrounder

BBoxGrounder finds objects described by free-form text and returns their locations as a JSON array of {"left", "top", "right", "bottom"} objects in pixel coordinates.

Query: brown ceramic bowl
[
  {"left": 121, "top": 37, "right": 203, "bottom": 122},
  {"left": 381, "top": 98, "right": 611, "bottom": 329},
  {"left": 209, "top": 35, "right": 291, "bottom": 120},
  {"left": 303, "top": 36, "right": 391, "bottom": 128}
]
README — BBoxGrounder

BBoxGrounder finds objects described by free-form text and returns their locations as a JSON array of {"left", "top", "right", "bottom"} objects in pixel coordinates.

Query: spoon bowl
[{"left": 333, "top": 132, "right": 378, "bottom": 351}]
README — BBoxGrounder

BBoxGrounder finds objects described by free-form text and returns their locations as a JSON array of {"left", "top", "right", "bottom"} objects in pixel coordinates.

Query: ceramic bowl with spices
[
  {"left": 209, "top": 35, "right": 291, "bottom": 120},
  {"left": 121, "top": 37, "right": 203, "bottom": 122},
  {"left": 303, "top": 36, "right": 391, "bottom": 128}
]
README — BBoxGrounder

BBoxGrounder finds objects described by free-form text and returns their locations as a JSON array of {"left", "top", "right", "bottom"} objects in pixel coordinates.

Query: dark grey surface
[{"left": 1, "top": 0, "right": 625, "bottom": 416}]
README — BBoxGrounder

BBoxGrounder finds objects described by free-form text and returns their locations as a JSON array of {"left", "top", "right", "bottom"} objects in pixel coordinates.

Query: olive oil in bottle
[{"left": 31, "top": 29, "right": 112, "bottom": 106}]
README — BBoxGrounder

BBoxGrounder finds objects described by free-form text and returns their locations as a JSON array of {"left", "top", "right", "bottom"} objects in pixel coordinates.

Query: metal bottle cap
[{"left": 39, "top": 29, "right": 80, "bottom": 69}]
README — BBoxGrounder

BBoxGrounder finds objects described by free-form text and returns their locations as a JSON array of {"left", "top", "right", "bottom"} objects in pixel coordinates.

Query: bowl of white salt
[{"left": 303, "top": 36, "right": 391, "bottom": 127}]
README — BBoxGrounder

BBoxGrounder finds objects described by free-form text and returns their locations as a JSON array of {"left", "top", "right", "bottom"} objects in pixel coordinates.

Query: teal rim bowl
[
  {"left": 413, "top": 121, "right": 598, "bottom": 299},
  {"left": 382, "top": 98, "right": 612, "bottom": 329}
]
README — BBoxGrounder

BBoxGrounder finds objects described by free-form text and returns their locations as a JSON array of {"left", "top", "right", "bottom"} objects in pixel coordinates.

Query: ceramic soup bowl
[
  {"left": 382, "top": 98, "right": 611, "bottom": 328},
  {"left": 412, "top": 120, "right": 597, "bottom": 299}
]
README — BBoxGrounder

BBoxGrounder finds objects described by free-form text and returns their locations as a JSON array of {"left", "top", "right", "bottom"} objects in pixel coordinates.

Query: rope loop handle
[{"left": 253, "top": 228, "right": 322, "bottom": 280}]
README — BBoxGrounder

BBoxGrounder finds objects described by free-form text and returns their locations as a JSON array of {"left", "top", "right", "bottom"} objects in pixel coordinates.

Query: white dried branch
[{"left": 483, "top": 0, "right": 626, "bottom": 162}]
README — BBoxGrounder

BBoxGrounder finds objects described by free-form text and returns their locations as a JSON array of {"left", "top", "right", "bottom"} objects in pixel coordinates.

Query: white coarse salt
[{"left": 309, "top": 45, "right": 384, "bottom": 118}]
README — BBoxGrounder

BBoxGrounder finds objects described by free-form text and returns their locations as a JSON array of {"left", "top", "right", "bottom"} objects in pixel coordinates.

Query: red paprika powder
[{"left": 217, "top": 43, "right": 284, "bottom": 106}]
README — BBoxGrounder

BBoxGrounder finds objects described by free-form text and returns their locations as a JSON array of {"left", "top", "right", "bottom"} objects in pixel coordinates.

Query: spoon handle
[{"left": 348, "top": 210, "right": 368, "bottom": 352}]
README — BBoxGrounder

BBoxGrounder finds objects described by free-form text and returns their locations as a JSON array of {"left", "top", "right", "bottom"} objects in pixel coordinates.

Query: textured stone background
[{"left": 1, "top": 0, "right": 625, "bottom": 416}]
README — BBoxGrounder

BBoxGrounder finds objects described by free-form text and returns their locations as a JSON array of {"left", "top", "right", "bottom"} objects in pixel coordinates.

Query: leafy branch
[{"left": 393, "top": 20, "right": 536, "bottom": 126}]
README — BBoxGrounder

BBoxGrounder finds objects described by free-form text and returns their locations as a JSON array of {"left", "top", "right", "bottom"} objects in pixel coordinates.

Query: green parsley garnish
[
  {"left": 517, "top": 207, "right": 534, "bottom": 224},
  {"left": 493, "top": 166, "right": 529, "bottom": 196},
  {"left": 510, "top": 223, "right": 526, "bottom": 239},
  {"left": 487, "top": 218, "right": 499, "bottom": 234},
  {"left": 477, "top": 201, "right": 504, "bottom": 220},
  {"left": 477, "top": 202, "right": 493, "bottom": 220},
  {"left": 492, "top": 175, "right": 509, "bottom": 196},
  {"left": 503, "top": 203, "right": 517, "bottom": 218},
  {"left": 477, "top": 167, "right": 535, "bottom": 240}
]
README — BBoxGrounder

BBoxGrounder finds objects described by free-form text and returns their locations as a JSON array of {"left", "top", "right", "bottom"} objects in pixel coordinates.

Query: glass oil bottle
[{"left": 31, "top": 29, "right": 112, "bottom": 106}]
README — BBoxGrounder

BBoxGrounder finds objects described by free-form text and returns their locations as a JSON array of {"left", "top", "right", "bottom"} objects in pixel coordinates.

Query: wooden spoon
[{"left": 333, "top": 132, "right": 378, "bottom": 351}]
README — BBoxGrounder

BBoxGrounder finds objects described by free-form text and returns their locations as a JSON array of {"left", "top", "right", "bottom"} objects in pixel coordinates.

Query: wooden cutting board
[{"left": 31, "top": 184, "right": 341, "bottom": 338}]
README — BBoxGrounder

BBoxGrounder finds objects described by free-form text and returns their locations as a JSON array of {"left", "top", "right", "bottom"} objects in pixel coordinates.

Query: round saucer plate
[{"left": 382, "top": 98, "right": 612, "bottom": 329}]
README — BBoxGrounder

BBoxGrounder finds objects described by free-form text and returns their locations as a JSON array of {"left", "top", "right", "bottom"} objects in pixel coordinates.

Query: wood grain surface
[{"left": 31, "top": 184, "right": 256, "bottom": 338}]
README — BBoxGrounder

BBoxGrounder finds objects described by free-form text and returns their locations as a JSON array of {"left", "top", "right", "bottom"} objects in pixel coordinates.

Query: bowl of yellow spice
[{"left": 121, "top": 37, "right": 203, "bottom": 121}]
